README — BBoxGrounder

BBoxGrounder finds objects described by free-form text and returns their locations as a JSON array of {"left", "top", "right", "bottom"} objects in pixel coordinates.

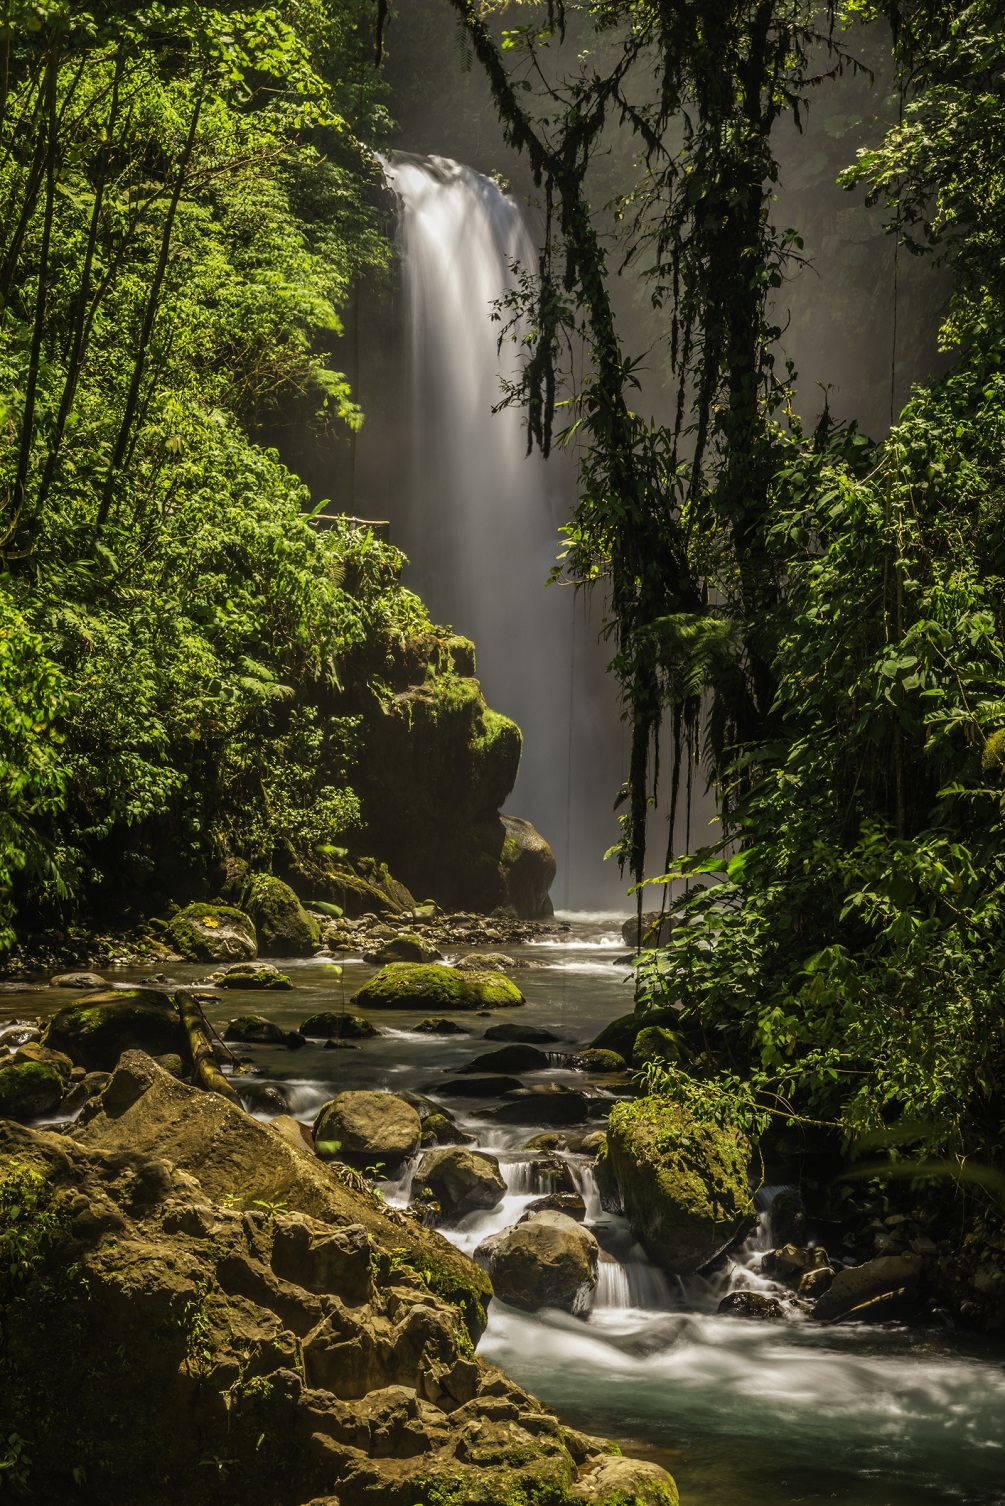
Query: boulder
[
  {"left": 568, "top": 1048, "right": 626, "bottom": 1073},
  {"left": 0, "top": 1115, "right": 678, "bottom": 1505},
  {"left": 0, "top": 1060, "right": 63, "bottom": 1120},
  {"left": 14, "top": 1042, "right": 74, "bottom": 1081},
  {"left": 223, "top": 1014, "right": 288, "bottom": 1045},
  {"left": 42, "top": 991, "right": 187, "bottom": 1073},
  {"left": 498, "top": 814, "right": 556, "bottom": 919},
  {"left": 0, "top": 1023, "right": 41, "bottom": 1048},
  {"left": 605, "top": 1091, "right": 753, "bottom": 1276},
  {"left": 810, "top": 1254, "right": 922, "bottom": 1324},
  {"left": 214, "top": 962, "right": 293, "bottom": 990},
  {"left": 717, "top": 1290, "right": 786, "bottom": 1320},
  {"left": 521, "top": 1192, "right": 587, "bottom": 1221},
  {"left": 365, "top": 935, "right": 443, "bottom": 964},
  {"left": 462, "top": 1043, "right": 549, "bottom": 1074},
  {"left": 413, "top": 1017, "right": 469, "bottom": 1035},
  {"left": 632, "top": 1025, "right": 683, "bottom": 1068},
  {"left": 475, "top": 1210, "right": 599, "bottom": 1315},
  {"left": 352, "top": 963, "right": 524, "bottom": 1011},
  {"left": 621, "top": 911, "right": 676, "bottom": 949},
  {"left": 484, "top": 1022, "right": 559, "bottom": 1044},
  {"left": 300, "top": 1011, "right": 378, "bottom": 1040},
  {"left": 72, "top": 1052, "right": 490, "bottom": 1339},
  {"left": 242, "top": 873, "right": 320, "bottom": 956},
  {"left": 50, "top": 971, "right": 106, "bottom": 990},
  {"left": 483, "top": 1086, "right": 591, "bottom": 1126},
  {"left": 412, "top": 1148, "right": 506, "bottom": 1224},
  {"left": 437, "top": 1075, "right": 526, "bottom": 1098},
  {"left": 459, "top": 951, "right": 516, "bottom": 971},
  {"left": 167, "top": 902, "right": 257, "bottom": 963},
  {"left": 313, "top": 1091, "right": 421, "bottom": 1171}
]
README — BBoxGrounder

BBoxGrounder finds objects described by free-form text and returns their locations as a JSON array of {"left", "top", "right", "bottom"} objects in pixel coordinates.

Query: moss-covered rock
[
  {"left": 568, "top": 1048, "right": 626, "bottom": 1073},
  {"left": 300, "top": 1011, "right": 378, "bottom": 1040},
  {"left": 223, "top": 1014, "right": 289, "bottom": 1045},
  {"left": 242, "top": 873, "right": 319, "bottom": 956},
  {"left": 605, "top": 1091, "right": 753, "bottom": 1276},
  {"left": 313, "top": 1090, "right": 422, "bottom": 1170},
  {"left": 352, "top": 963, "right": 524, "bottom": 1011},
  {"left": 215, "top": 964, "right": 293, "bottom": 990},
  {"left": 632, "top": 1025, "right": 684, "bottom": 1068},
  {"left": 42, "top": 990, "right": 187, "bottom": 1072},
  {"left": 167, "top": 902, "right": 257, "bottom": 962},
  {"left": 365, "top": 933, "right": 443, "bottom": 964},
  {"left": 0, "top": 1060, "right": 63, "bottom": 1120},
  {"left": 498, "top": 814, "right": 556, "bottom": 919}
]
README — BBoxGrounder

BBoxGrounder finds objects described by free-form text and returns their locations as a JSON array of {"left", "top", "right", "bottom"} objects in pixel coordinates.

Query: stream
[{"left": 7, "top": 913, "right": 1005, "bottom": 1505}]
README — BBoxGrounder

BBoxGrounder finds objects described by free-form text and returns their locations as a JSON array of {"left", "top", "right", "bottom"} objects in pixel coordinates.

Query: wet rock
[
  {"left": 521, "top": 1192, "right": 587, "bottom": 1221},
  {"left": 605, "top": 1091, "right": 753, "bottom": 1276},
  {"left": 621, "top": 911, "right": 675, "bottom": 949},
  {"left": 0, "top": 1059, "right": 63, "bottom": 1119},
  {"left": 313, "top": 1090, "right": 421, "bottom": 1171},
  {"left": 51, "top": 971, "right": 107, "bottom": 990},
  {"left": 167, "top": 902, "right": 257, "bottom": 962},
  {"left": 42, "top": 991, "right": 187, "bottom": 1072},
  {"left": 394, "top": 1091, "right": 473, "bottom": 1148},
  {"left": 240, "top": 1081, "right": 291, "bottom": 1115},
  {"left": 811, "top": 1253, "right": 922, "bottom": 1324},
  {"left": 223, "top": 1014, "right": 288, "bottom": 1046},
  {"left": 413, "top": 1016, "right": 469, "bottom": 1035},
  {"left": 0, "top": 1023, "right": 41, "bottom": 1048},
  {"left": 797, "top": 1265, "right": 834, "bottom": 1299},
  {"left": 521, "top": 1131, "right": 569, "bottom": 1152},
  {"left": 483, "top": 1022, "right": 559, "bottom": 1044},
  {"left": 213, "top": 963, "right": 294, "bottom": 990},
  {"left": 242, "top": 873, "right": 320, "bottom": 956},
  {"left": 768, "top": 1188, "right": 807, "bottom": 1249},
  {"left": 484, "top": 1086, "right": 592, "bottom": 1126},
  {"left": 570, "top": 1129, "right": 607, "bottom": 1156},
  {"left": 365, "top": 934, "right": 443, "bottom": 964},
  {"left": 765, "top": 1243, "right": 809, "bottom": 1281},
  {"left": 717, "top": 1290, "right": 787, "bottom": 1320},
  {"left": 411, "top": 1148, "right": 506, "bottom": 1225},
  {"left": 299, "top": 1011, "right": 378, "bottom": 1040},
  {"left": 568, "top": 1048, "right": 626, "bottom": 1073},
  {"left": 436, "top": 1075, "right": 525, "bottom": 1098},
  {"left": 458, "top": 951, "right": 516, "bottom": 971},
  {"left": 462, "top": 1043, "right": 549, "bottom": 1074},
  {"left": 352, "top": 963, "right": 525, "bottom": 1011},
  {"left": 498, "top": 814, "right": 557, "bottom": 920},
  {"left": 15, "top": 1042, "right": 73, "bottom": 1081},
  {"left": 475, "top": 1210, "right": 599, "bottom": 1315}
]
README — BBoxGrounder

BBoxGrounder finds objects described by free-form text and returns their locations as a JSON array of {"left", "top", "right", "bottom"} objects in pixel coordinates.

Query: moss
[
  {"left": 632, "top": 1026, "right": 683, "bottom": 1068},
  {"left": 167, "top": 902, "right": 257, "bottom": 963},
  {"left": 216, "top": 968, "right": 293, "bottom": 990},
  {"left": 0, "top": 1062, "right": 63, "bottom": 1121},
  {"left": 352, "top": 963, "right": 524, "bottom": 1011},
  {"left": 299, "top": 1010, "right": 377, "bottom": 1039},
  {"left": 43, "top": 991, "right": 187, "bottom": 1072},
  {"left": 410, "top": 1248, "right": 492, "bottom": 1344},
  {"left": 241, "top": 874, "right": 319, "bottom": 957},
  {"left": 606, "top": 1093, "right": 752, "bottom": 1276}
]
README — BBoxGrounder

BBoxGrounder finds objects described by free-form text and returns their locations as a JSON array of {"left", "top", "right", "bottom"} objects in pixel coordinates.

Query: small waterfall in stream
[{"left": 378, "top": 153, "right": 627, "bottom": 909}]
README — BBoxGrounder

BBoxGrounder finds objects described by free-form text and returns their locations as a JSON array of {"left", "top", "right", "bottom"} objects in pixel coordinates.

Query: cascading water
[{"left": 377, "top": 153, "right": 627, "bottom": 909}]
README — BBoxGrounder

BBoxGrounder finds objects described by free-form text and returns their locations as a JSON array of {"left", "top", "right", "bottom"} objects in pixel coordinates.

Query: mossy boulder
[
  {"left": 352, "top": 963, "right": 524, "bottom": 1011},
  {"left": 167, "top": 902, "right": 256, "bottom": 962},
  {"left": 223, "top": 1015, "right": 288, "bottom": 1045},
  {"left": 0, "top": 1060, "right": 63, "bottom": 1120},
  {"left": 498, "top": 814, "right": 556, "bottom": 919},
  {"left": 300, "top": 1011, "right": 378, "bottom": 1040},
  {"left": 242, "top": 874, "right": 319, "bottom": 957},
  {"left": 605, "top": 1091, "right": 753, "bottom": 1276},
  {"left": 42, "top": 991, "right": 187, "bottom": 1073},
  {"left": 632, "top": 1025, "right": 684, "bottom": 1068},
  {"left": 568, "top": 1048, "right": 626, "bottom": 1073},
  {"left": 214, "top": 962, "right": 293, "bottom": 990},
  {"left": 475, "top": 1210, "right": 599, "bottom": 1315},
  {"left": 365, "top": 934, "right": 442, "bottom": 964},
  {"left": 590, "top": 1006, "right": 683, "bottom": 1062},
  {"left": 414, "top": 1016, "right": 469, "bottom": 1035},
  {"left": 463, "top": 1043, "right": 549, "bottom": 1074}
]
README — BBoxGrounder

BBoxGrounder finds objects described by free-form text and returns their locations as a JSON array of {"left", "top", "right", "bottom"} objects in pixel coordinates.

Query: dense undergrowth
[{"left": 0, "top": 1, "right": 433, "bottom": 950}]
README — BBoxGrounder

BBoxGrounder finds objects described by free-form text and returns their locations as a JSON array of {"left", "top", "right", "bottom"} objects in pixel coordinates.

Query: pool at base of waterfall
[{"left": 8, "top": 913, "right": 1005, "bottom": 1505}]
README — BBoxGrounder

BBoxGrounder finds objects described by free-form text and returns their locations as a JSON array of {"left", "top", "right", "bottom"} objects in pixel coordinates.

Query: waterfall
[{"left": 375, "top": 152, "right": 627, "bottom": 909}]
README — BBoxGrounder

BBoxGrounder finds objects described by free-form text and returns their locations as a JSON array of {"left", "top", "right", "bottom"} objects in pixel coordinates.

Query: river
[{"left": 6, "top": 913, "right": 1005, "bottom": 1504}]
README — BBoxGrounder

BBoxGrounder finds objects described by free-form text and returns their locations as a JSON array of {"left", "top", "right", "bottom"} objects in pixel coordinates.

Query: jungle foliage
[
  {"left": 0, "top": 0, "right": 424, "bottom": 951},
  {"left": 415, "top": 0, "right": 1005, "bottom": 1157}
]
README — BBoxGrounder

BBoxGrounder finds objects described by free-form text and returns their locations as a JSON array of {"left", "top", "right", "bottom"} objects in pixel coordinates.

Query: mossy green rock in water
[
  {"left": 242, "top": 873, "right": 319, "bottom": 957},
  {"left": 42, "top": 991, "right": 187, "bottom": 1072},
  {"left": 632, "top": 1025, "right": 684, "bottom": 1068},
  {"left": 0, "top": 1060, "right": 63, "bottom": 1119},
  {"left": 605, "top": 1092, "right": 753, "bottom": 1276},
  {"left": 352, "top": 963, "right": 524, "bottom": 1011},
  {"left": 300, "top": 1011, "right": 378, "bottom": 1040},
  {"left": 167, "top": 902, "right": 257, "bottom": 962}
]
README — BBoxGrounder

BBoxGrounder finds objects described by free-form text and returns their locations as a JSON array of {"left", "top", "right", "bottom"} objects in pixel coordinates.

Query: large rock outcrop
[
  {"left": 604, "top": 1091, "right": 753, "bottom": 1276},
  {"left": 168, "top": 901, "right": 257, "bottom": 962},
  {"left": 356, "top": 632, "right": 555, "bottom": 918},
  {"left": 0, "top": 1089, "right": 677, "bottom": 1506},
  {"left": 42, "top": 989, "right": 188, "bottom": 1071},
  {"left": 242, "top": 874, "right": 320, "bottom": 956}
]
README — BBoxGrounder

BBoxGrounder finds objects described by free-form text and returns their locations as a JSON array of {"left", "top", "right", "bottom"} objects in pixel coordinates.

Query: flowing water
[
  {"left": 377, "top": 153, "right": 628, "bottom": 910},
  {"left": 8, "top": 915, "right": 1005, "bottom": 1504}
]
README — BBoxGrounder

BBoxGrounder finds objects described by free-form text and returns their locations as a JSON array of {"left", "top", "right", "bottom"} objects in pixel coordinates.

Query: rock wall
[{"left": 0, "top": 1054, "right": 677, "bottom": 1506}]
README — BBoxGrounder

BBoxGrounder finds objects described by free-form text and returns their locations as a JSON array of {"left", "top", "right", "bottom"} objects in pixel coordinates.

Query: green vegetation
[
  {"left": 439, "top": 1, "right": 1005, "bottom": 1180},
  {"left": 0, "top": 0, "right": 431, "bottom": 953}
]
